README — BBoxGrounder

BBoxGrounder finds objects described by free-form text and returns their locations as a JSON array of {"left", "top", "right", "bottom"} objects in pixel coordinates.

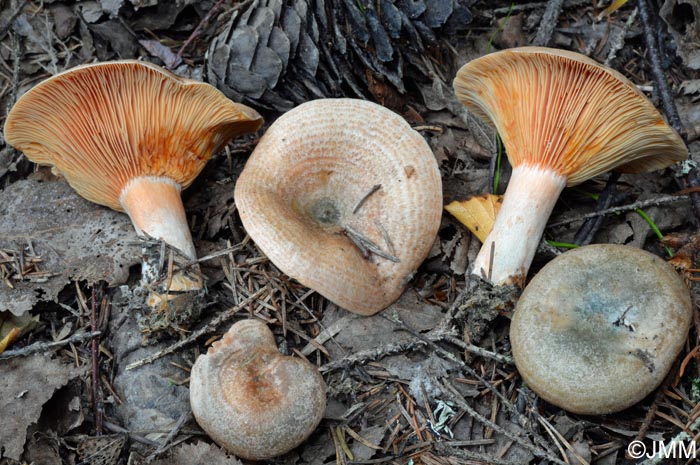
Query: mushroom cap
[
  {"left": 4, "top": 60, "right": 263, "bottom": 211},
  {"left": 453, "top": 47, "right": 687, "bottom": 186},
  {"left": 190, "top": 319, "right": 327, "bottom": 460},
  {"left": 510, "top": 244, "right": 692, "bottom": 415},
  {"left": 234, "top": 99, "right": 442, "bottom": 315}
]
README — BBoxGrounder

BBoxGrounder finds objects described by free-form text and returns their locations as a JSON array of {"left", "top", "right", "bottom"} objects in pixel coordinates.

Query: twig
[
  {"left": 146, "top": 411, "right": 193, "bottom": 463},
  {"left": 433, "top": 443, "right": 524, "bottom": 465},
  {"left": 547, "top": 194, "right": 688, "bottom": 228},
  {"left": 442, "top": 380, "right": 569, "bottom": 465},
  {"left": 102, "top": 420, "right": 161, "bottom": 447},
  {"left": 8, "top": 32, "right": 21, "bottom": 118},
  {"left": 631, "top": 369, "right": 676, "bottom": 457},
  {"left": 353, "top": 184, "right": 381, "bottom": 214},
  {"left": 636, "top": 0, "right": 682, "bottom": 133},
  {"left": 374, "top": 219, "right": 396, "bottom": 257},
  {"left": 532, "top": 0, "right": 564, "bottom": 47},
  {"left": 175, "top": 0, "right": 227, "bottom": 61},
  {"left": 320, "top": 324, "right": 458, "bottom": 372},
  {"left": 344, "top": 225, "right": 400, "bottom": 262},
  {"left": 604, "top": 8, "right": 638, "bottom": 67},
  {"left": 91, "top": 288, "right": 103, "bottom": 435},
  {"left": 412, "top": 125, "right": 443, "bottom": 133},
  {"left": 493, "top": 0, "right": 587, "bottom": 15},
  {"left": 573, "top": 173, "right": 620, "bottom": 246},
  {"left": 636, "top": 0, "right": 700, "bottom": 225},
  {"left": 382, "top": 312, "right": 561, "bottom": 460},
  {"left": 179, "top": 243, "right": 246, "bottom": 269},
  {"left": 125, "top": 286, "right": 268, "bottom": 370},
  {"left": 0, "top": 0, "right": 28, "bottom": 41},
  {"left": 0, "top": 331, "right": 102, "bottom": 359},
  {"left": 441, "top": 335, "right": 514, "bottom": 365}
]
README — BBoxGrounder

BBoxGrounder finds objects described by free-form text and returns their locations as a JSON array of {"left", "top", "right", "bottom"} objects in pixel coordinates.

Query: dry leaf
[
  {"left": 660, "top": 0, "right": 700, "bottom": 70},
  {"left": 151, "top": 441, "right": 243, "bottom": 465},
  {"left": 0, "top": 354, "right": 86, "bottom": 460},
  {"left": 0, "top": 179, "right": 139, "bottom": 316},
  {"left": 138, "top": 39, "right": 182, "bottom": 69},
  {"left": 445, "top": 194, "right": 503, "bottom": 243},
  {"left": 313, "top": 292, "right": 443, "bottom": 360},
  {"left": 76, "top": 434, "right": 126, "bottom": 465}
]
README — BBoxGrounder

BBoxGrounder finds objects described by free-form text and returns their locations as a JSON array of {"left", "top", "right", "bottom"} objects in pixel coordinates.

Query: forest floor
[{"left": 2, "top": 0, "right": 700, "bottom": 464}]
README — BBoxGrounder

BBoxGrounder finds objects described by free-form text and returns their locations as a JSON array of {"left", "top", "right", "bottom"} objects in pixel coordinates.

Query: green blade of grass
[
  {"left": 634, "top": 208, "right": 673, "bottom": 257},
  {"left": 487, "top": 3, "right": 515, "bottom": 53},
  {"left": 493, "top": 134, "right": 503, "bottom": 194},
  {"left": 546, "top": 240, "right": 579, "bottom": 249}
]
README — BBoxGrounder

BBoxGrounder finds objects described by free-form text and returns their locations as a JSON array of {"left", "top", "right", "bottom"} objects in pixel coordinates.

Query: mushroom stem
[
  {"left": 119, "top": 175, "right": 201, "bottom": 291},
  {"left": 471, "top": 165, "right": 566, "bottom": 286}
]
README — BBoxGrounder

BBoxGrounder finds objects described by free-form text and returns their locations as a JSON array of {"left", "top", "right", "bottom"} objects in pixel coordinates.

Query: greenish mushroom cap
[{"left": 511, "top": 244, "right": 692, "bottom": 415}]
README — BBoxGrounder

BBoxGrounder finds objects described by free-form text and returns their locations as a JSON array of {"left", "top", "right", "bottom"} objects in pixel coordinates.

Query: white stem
[
  {"left": 471, "top": 165, "right": 566, "bottom": 286},
  {"left": 120, "top": 176, "right": 201, "bottom": 293},
  {"left": 119, "top": 176, "right": 196, "bottom": 259}
]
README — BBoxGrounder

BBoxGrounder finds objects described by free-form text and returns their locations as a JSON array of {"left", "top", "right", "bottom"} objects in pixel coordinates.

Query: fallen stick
[
  {"left": 125, "top": 286, "right": 269, "bottom": 370},
  {"left": 0, "top": 330, "right": 102, "bottom": 360},
  {"left": 547, "top": 194, "right": 689, "bottom": 228}
]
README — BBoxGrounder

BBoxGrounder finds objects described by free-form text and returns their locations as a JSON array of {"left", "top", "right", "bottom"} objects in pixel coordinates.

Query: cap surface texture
[
  {"left": 190, "top": 319, "right": 327, "bottom": 460},
  {"left": 234, "top": 98, "right": 442, "bottom": 315},
  {"left": 510, "top": 244, "right": 692, "bottom": 414}
]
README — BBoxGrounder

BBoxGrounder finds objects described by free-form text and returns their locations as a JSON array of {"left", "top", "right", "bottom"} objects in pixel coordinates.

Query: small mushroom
[
  {"left": 190, "top": 319, "right": 327, "bottom": 460},
  {"left": 510, "top": 244, "right": 692, "bottom": 415},
  {"left": 234, "top": 98, "right": 442, "bottom": 315},
  {"left": 4, "top": 61, "right": 262, "bottom": 305},
  {"left": 453, "top": 47, "right": 687, "bottom": 286}
]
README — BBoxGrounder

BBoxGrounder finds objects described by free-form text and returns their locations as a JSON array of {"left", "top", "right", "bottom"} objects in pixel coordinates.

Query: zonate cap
[
  {"left": 190, "top": 319, "right": 327, "bottom": 460},
  {"left": 234, "top": 98, "right": 442, "bottom": 315},
  {"left": 510, "top": 244, "right": 692, "bottom": 414},
  {"left": 4, "top": 60, "right": 263, "bottom": 211},
  {"left": 454, "top": 47, "right": 687, "bottom": 185}
]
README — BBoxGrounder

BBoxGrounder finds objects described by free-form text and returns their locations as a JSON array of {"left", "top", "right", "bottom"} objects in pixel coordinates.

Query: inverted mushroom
[
  {"left": 453, "top": 47, "right": 687, "bottom": 286},
  {"left": 234, "top": 98, "right": 442, "bottom": 315},
  {"left": 190, "top": 319, "right": 327, "bottom": 460},
  {"left": 510, "top": 244, "right": 692, "bottom": 415},
  {"left": 4, "top": 61, "right": 262, "bottom": 306}
]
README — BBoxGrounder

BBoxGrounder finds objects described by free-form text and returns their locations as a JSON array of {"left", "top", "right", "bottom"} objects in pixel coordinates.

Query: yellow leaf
[
  {"left": 445, "top": 194, "right": 503, "bottom": 243},
  {"left": 0, "top": 327, "right": 21, "bottom": 354},
  {"left": 601, "top": 0, "right": 629, "bottom": 18},
  {"left": 0, "top": 311, "right": 40, "bottom": 354}
]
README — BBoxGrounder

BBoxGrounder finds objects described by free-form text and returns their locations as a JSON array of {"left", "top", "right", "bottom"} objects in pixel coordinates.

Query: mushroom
[
  {"left": 510, "top": 244, "right": 692, "bottom": 415},
  {"left": 190, "top": 319, "right": 327, "bottom": 460},
  {"left": 4, "top": 61, "right": 262, "bottom": 305},
  {"left": 453, "top": 47, "right": 687, "bottom": 286},
  {"left": 234, "top": 98, "right": 442, "bottom": 315}
]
